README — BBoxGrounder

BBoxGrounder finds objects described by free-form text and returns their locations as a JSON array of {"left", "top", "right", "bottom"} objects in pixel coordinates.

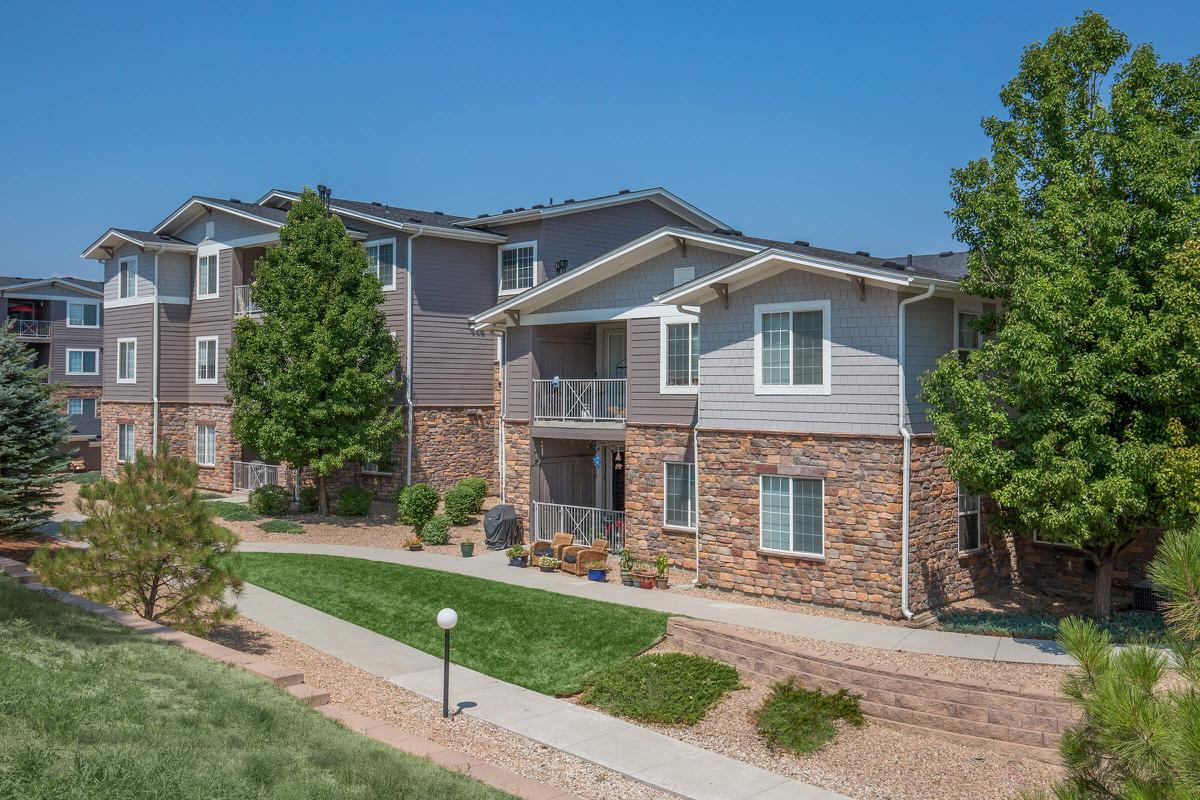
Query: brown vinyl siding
[
  {"left": 504, "top": 327, "right": 533, "bottom": 420},
  {"left": 50, "top": 299, "right": 104, "bottom": 385},
  {"left": 102, "top": 305, "right": 152, "bottom": 402},
  {"left": 627, "top": 316, "right": 697, "bottom": 426},
  {"left": 185, "top": 248, "right": 234, "bottom": 403},
  {"left": 157, "top": 303, "right": 191, "bottom": 401}
]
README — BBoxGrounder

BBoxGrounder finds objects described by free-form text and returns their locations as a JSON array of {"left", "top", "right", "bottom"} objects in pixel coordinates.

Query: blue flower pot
[
  {"left": 508, "top": 556, "right": 528, "bottom": 568},
  {"left": 587, "top": 568, "right": 608, "bottom": 582}
]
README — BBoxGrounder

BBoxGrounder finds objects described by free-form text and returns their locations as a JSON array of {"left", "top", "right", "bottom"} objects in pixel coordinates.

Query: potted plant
[
  {"left": 506, "top": 545, "right": 528, "bottom": 568},
  {"left": 618, "top": 548, "right": 635, "bottom": 586},
  {"left": 460, "top": 541, "right": 475, "bottom": 558},
  {"left": 632, "top": 561, "right": 656, "bottom": 589},
  {"left": 538, "top": 555, "right": 560, "bottom": 573},
  {"left": 405, "top": 536, "right": 424, "bottom": 552},
  {"left": 655, "top": 554, "right": 670, "bottom": 589},
  {"left": 586, "top": 560, "right": 609, "bottom": 582}
]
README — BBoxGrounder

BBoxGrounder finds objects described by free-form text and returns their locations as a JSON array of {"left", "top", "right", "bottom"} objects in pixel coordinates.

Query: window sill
[
  {"left": 362, "top": 471, "right": 395, "bottom": 477},
  {"left": 115, "top": 379, "right": 137, "bottom": 385},
  {"left": 659, "top": 385, "right": 699, "bottom": 395},
  {"left": 66, "top": 324, "right": 100, "bottom": 329},
  {"left": 756, "top": 547, "right": 826, "bottom": 563},
  {"left": 662, "top": 524, "right": 696, "bottom": 534},
  {"left": 195, "top": 294, "right": 220, "bottom": 301},
  {"left": 195, "top": 380, "right": 218, "bottom": 385},
  {"left": 753, "top": 386, "right": 832, "bottom": 396},
  {"left": 958, "top": 548, "right": 985, "bottom": 559},
  {"left": 497, "top": 287, "right": 533, "bottom": 298}
]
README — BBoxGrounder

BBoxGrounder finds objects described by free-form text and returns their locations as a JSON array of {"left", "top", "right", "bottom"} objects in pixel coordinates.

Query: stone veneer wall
[
  {"left": 409, "top": 406, "right": 498, "bottom": 492},
  {"left": 501, "top": 421, "right": 531, "bottom": 528},
  {"left": 50, "top": 385, "right": 103, "bottom": 409},
  {"left": 668, "top": 618, "right": 1074, "bottom": 762},
  {"left": 158, "top": 403, "right": 239, "bottom": 493},
  {"left": 623, "top": 424, "right": 697, "bottom": 570},
  {"left": 906, "top": 436, "right": 1014, "bottom": 613},
  {"left": 53, "top": 386, "right": 105, "bottom": 470},
  {"left": 695, "top": 428, "right": 907, "bottom": 616},
  {"left": 1012, "top": 529, "right": 1161, "bottom": 605},
  {"left": 99, "top": 402, "right": 155, "bottom": 480}
]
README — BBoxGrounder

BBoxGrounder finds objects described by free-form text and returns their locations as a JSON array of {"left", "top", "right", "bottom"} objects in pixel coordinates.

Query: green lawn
[
  {"left": 205, "top": 500, "right": 261, "bottom": 521},
  {"left": 581, "top": 653, "right": 742, "bottom": 724},
  {"left": 258, "top": 520, "right": 305, "bottom": 535},
  {"left": 239, "top": 553, "right": 670, "bottom": 696},
  {"left": 0, "top": 576, "right": 513, "bottom": 800}
]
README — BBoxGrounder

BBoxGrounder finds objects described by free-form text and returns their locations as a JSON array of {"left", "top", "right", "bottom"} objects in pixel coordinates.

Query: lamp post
[{"left": 437, "top": 607, "right": 458, "bottom": 718}]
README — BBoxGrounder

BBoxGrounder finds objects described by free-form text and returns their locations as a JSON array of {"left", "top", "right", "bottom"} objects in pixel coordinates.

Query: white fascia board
[
  {"left": 469, "top": 227, "right": 761, "bottom": 328},
  {"left": 152, "top": 197, "right": 283, "bottom": 236},
  {"left": 82, "top": 229, "right": 197, "bottom": 260},
  {"left": 1, "top": 278, "right": 103, "bottom": 298}
]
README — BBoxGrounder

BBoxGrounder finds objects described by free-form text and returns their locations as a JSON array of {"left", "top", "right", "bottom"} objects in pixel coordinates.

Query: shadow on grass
[{"left": 207, "top": 621, "right": 274, "bottom": 655}]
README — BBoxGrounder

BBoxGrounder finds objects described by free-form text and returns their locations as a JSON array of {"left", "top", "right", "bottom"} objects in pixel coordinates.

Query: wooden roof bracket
[
  {"left": 712, "top": 282, "right": 730, "bottom": 309},
  {"left": 504, "top": 309, "right": 520, "bottom": 326},
  {"left": 671, "top": 235, "right": 687, "bottom": 256},
  {"left": 853, "top": 276, "right": 866, "bottom": 301}
]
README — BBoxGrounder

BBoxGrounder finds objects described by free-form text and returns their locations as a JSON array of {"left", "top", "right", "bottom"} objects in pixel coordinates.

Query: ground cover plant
[
  {"left": 238, "top": 552, "right": 668, "bottom": 696},
  {"left": 205, "top": 500, "right": 261, "bottom": 522},
  {"left": 0, "top": 576, "right": 512, "bottom": 800},
  {"left": 64, "top": 471, "right": 101, "bottom": 485},
  {"left": 580, "top": 653, "right": 740, "bottom": 724},
  {"left": 937, "top": 609, "right": 1167, "bottom": 642},
  {"left": 258, "top": 519, "right": 305, "bottom": 535},
  {"left": 755, "top": 678, "right": 864, "bottom": 754}
]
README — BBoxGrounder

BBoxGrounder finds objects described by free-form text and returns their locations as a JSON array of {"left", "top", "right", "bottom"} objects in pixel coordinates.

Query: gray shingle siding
[
  {"left": 903, "top": 294, "right": 954, "bottom": 433},
  {"left": 175, "top": 207, "right": 277, "bottom": 247}
]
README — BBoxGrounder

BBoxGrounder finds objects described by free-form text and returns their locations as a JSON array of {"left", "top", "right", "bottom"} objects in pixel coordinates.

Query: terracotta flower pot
[{"left": 639, "top": 576, "right": 655, "bottom": 589}]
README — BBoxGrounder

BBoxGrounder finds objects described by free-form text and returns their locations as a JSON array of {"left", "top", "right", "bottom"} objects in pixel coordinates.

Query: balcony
[
  {"left": 533, "top": 378, "right": 626, "bottom": 423},
  {"left": 8, "top": 319, "right": 50, "bottom": 339},
  {"left": 232, "top": 461, "right": 288, "bottom": 492},
  {"left": 532, "top": 501, "right": 625, "bottom": 552},
  {"left": 233, "top": 285, "right": 261, "bottom": 317}
]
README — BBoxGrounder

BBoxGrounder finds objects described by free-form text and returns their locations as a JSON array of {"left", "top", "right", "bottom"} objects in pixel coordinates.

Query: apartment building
[{"left": 1, "top": 275, "right": 104, "bottom": 469}]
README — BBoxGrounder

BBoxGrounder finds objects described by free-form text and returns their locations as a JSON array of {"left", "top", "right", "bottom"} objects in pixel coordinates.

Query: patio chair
[
  {"left": 529, "top": 533, "right": 573, "bottom": 562},
  {"left": 559, "top": 539, "right": 609, "bottom": 576}
]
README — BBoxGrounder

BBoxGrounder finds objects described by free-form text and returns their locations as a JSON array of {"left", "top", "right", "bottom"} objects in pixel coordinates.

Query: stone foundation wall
[
  {"left": 99, "top": 401, "right": 155, "bottom": 480},
  {"left": 668, "top": 618, "right": 1073, "bottom": 762},
  {"left": 906, "top": 437, "right": 1014, "bottom": 613},
  {"left": 502, "top": 421, "right": 531, "bottom": 528},
  {"left": 158, "top": 403, "right": 239, "bottom": 493},
  {"left": 623, "top": 424, "right": 697, "bottom": 570},
  {"left": 1012, "top": 529, "right": 1161, "bottom": 606},
  {"left": 50, "top": 385, "right": 103, "bottom": 410},
  {"left": 409, "top": 406, "right": 498, "bottom": 492}
]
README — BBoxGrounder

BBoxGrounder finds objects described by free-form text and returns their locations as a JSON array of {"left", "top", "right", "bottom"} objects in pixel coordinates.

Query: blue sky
[{"left": 2, "top": 1, "right": 1197, "bottom": 280}]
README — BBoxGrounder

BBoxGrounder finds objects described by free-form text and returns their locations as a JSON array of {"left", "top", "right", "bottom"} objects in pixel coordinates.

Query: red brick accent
[
  {"left": 624, "top": 424, "right": 697, "bottom": 571},
  {"left": 668, "top": 618, "right": 1074, "bottom": 762}
]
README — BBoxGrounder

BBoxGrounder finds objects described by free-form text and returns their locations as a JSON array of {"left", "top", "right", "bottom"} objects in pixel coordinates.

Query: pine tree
[
  {"left": 0, "top": 319, "right": 71, "bottom": 538},
  {"left": 33, "top": 446, "right": 242, "bottom": 635},
  {"left": 224, "top": 188, "right": 403, "bottom": 515},
  {"left": 920, "top": 13, "right": 1200, "bottom": 617}
]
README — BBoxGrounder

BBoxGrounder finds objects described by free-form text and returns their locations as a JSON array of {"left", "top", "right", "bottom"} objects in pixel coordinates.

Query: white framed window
[
  {"left": 759, "top": 475, "right": 824, "bottom": 557},
  {"left": 196, "top": 252, "right": 219, "bottom": 298},
  {"left": 664, "top": 462, "right": 697, "bottom": 529},
  {"left": 753, "top": 300, "right": 832, "bottom": 395},
  {"left": 117, "top": 423, "right": 135, "bottom": 463},
  {"left": 196, "top": 425, "right": 216, "bottom": 467},
  {"left": 498, "top": 241, "right": 537, "bottom": 295},
  {"left": 66, "top": 302, "right": 99, "bottom": 328},
  {"left": 956, "top": 311, "right": 981, "bottom": 363},
  {"left": 65, "top": 348, "right": 99, "bottom": 376},
  {"left": 660, "top": 316, "right": 700, "bottom": 393},
  {"left": 118, "top": 256, "right": 138, "bottom": 299},
  {"left": 117, "top": 338, "right": 137, "bottom": 384},
  {"left": 958, "top": 485, "right": 981, "bottom": 552},
  {"left": 195, "top": 336, "right": 218, "bottom": 384},
  {"left": 672, "top": 265, "right": 695, "bottom": 287},
  {"left": 366, "top": 238, "right": 397, "bottom": 290},
  {"left": 67, "top": 398, "right": 97, "bottom": 417},
  {"left": 363, "top": 443, "right": 396, "bottom": 475}
]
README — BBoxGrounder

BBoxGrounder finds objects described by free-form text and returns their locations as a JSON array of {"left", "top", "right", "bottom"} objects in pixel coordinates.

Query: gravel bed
[
  {"left": 572, "top": 638, "right": 1063, "bottom": 800},
  {"left": 208, "top": 617, "right": 674, "bottom": 800}
]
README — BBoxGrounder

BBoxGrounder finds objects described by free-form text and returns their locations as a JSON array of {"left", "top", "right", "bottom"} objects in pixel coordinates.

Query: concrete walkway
[
  {"left": 239, "top": 541, "right": 1074, "bottom": 666},
  {"left": 233, "top": 582, "right": 846, "bottom": 800}
]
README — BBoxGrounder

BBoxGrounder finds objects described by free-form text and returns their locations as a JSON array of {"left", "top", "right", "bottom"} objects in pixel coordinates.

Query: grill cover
[{"left": 484, "top": 504, "right": 520, "bottom": 550}]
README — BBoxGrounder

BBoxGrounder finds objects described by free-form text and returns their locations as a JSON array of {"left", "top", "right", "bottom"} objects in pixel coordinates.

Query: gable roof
[
  {"left": 256, "top": 190, "right": 506, "bottom": 243},
  {"left": 0, "top": 275, "right": 104, "bottom": 297},
  {"left": 152, "top": 195, "right": 292, "bottom": 235},
  {"left": 455, "top": 187, "right": 730, "bottom": 232},
  {"left": 81, "top": 228, "right": 197, "bottom": 260}
]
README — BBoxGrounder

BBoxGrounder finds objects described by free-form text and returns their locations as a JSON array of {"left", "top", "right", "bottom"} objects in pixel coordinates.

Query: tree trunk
[
  {"left": 1093, "top": 551, "right": 1115, "bottom": 619},
  {"left": 317, "top": 474, "right": 328, "bottom": 517}
]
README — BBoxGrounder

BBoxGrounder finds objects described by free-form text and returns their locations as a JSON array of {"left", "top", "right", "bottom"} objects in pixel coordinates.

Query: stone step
[
  {"left": 243, "top": 661, "right": 304, "bottom": 688},
  {"left": 286, "top": 683, "right": 331, "bottom": 707}
]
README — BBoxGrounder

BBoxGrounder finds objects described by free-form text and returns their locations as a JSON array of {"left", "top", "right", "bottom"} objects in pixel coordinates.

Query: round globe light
[{"left": 437, "top": 608, "right": 458, "bottom": 630}]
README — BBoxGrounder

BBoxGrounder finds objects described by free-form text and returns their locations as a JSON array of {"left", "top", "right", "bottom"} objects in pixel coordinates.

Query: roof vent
[
  {"left": 855, "top": 250, "right": 871, "bottom": 257},
  {"left": 905, "top": 254, "right": 913, "bottom": 270},
  {"left": 939, "top": 250, "right": 954, "bottom": 257},
  {"left": 371, "top": 201, "right": 383, "bottom": 207},
  {"left": 408, "top": 216, "right": 422, "bottom": 223},
  {"left": 433, "top": 211, "right": 444, "bottom": 216},
  {"left": 477, "top": 213, "right": 488, "bottom": 218},
  {"left": 563, "top": 198, "right": 576, "bottom": 204},
  {"left": 502, "top": 209, "right": 514, "bottom": 214},
  {"left": 228, "top": 198, "right": 241, "bottom": 203},
  {"left": 532, "top": 204, "right": 545, "bottom": 209},
  {"left": 514, "top": 207, "right": 525, "bottom": 212},
  {"left": 617, "top": 188, "right": 631, "bottom": 194},
  {"left": 793, "top": 240, "right": 810, "bottom": 247}
]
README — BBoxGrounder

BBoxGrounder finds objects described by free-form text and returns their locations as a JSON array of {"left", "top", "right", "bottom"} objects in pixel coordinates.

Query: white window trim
[
  {"left": 195, "top": 336, "right": 219, "bottom": 385},
  {"left": 65, "top": 348, "right": 100, "bottom": 376},
  {"left": 366, "top": 237, "right": 398, "bottom": 291},
  {"left": 117, "top": 423, "right": 134, "bottom": 463},
  {"left": 196, "top": 425, "right": 216, "bottom": 467},
  {"left": 662, "top": 461, "right": 697, "bottom": 531},
  {"left": 659, "top": 314, "right": 700, "bottom": 394},
  {"left": 497, "top": 240, "right": 538, "bottom": 297},
  {"left": 1032, "top": 531, "right": 1076, "bottom": 549},
  {"left": 954, "top": 306, "right": 982, "bottom": 353},
  {"left": 957, "top": 484, "right": 983, "bottom": 554},
  {"left": 118, "top": 256, "right": 138, "bottom": 299},
  {"left": 752, "top": 299, "right": 832, "bottom": 396},
  {"left": 66, "top": 301, "right": 100, "bottom": 328},
  {"left": 758, "top": 474, "right": 826, "bottom": 558},
  {"left": 67, "top": 397, "right": 97, "bottom": 417},
  {"left": 116, "top": 338, "right": 137, "bottom": 384},
  {"left": 196, "top": 246, "right": 221, "bottom": 300}
]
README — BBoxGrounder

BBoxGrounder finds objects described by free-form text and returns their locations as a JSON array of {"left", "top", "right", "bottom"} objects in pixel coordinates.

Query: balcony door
[{"left": 597, "top": 324, "right": 626, "bottom": 379}]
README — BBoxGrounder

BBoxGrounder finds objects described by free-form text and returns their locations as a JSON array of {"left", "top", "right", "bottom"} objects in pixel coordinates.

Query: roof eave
[
  {"left": 1, "top": 277, "right": 104, "bottom": 298},
  {"left": 453, "top": 188, "right": 729, "bottom": 232},
  {"left": 152, "top": 197, "right": 284, "bottom": 236}
]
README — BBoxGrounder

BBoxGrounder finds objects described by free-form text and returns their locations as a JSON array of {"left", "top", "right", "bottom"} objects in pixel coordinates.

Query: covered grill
[{"left": 483, "top": 504, "right": 520, "bottom": 550}]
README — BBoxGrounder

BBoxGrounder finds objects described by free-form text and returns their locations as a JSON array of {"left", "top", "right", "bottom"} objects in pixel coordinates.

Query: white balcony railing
[
  {"left": 533, "top": 378, "right": 626, "bottom": 422},
  {"left": 233, "top": 285, "right": 260, "bottom": 317},
  {"left": 232, "top": 461, "right": 287, "bottom": 492},
  {"left": 532, "top": 501, "right": 625, "bottom": 552},
  {"left": 9, "top": 319, "right": 50, "bottom": 338}
]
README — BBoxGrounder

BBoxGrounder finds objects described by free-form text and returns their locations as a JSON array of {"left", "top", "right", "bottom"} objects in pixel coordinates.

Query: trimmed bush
[
  {"left": 755, "top": 678, "right": 863, "bottom": 754},
  {"left": 335, "top": 487, "right": 373, "bottom": 517},
  {"left": 398, "top": 483, "right": 439, "bottom": 532},
  {"left": 420, "top": 514, "right": 451, "bottom": 545},
  {"left": 581, "top": 653, "right": 741, "bottom": 724},
  {"left": 443, "top": 486, "right": 474, "bottom": 526},
  {"left": 248, "top": 485, "right": 291, "bottom": 516},
  {"left": 298, "top": 486, "right": 318, "bottom": 513},
  {"left": 454, "top": 477, "right": 488, "bottom": 514}
]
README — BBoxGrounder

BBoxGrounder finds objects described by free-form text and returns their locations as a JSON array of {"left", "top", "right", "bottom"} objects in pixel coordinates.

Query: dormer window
[{"left": 499, "top": 242, "right": 536, "bottom": 295}]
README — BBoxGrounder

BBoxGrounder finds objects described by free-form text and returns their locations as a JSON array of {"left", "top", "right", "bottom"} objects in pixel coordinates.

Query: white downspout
[
  {"left": 151, "top": 248, "right": 161, "bottom": 451},
  {"left": 898, "top": 282, "right": 937, "bottom": 619},
  {"left": 692, "top": 424, "right": 701, "bottom": 586},
  {"left": 405, "top": 228, "right": 424, "bottom": 485},
  {"left": 499, "top": 329, "right": 508, "bottom": 502}
]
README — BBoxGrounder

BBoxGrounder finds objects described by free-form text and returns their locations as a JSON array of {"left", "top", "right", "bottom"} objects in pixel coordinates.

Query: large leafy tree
[
  {"left": 921, "top": 13, "right": 1200, "bottom": 617},
  {"left": 225, "top": 188, "right": 403, "bottom": 514},
  {"left": 33, "top": 447, "right": 242, "bottom": 635},
  {"left": 0, "top": 320, "right": 70, "bottom": 538}
]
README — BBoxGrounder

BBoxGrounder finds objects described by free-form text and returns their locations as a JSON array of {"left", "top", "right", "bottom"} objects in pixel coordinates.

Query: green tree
[
  {"left": 225, "top": 188, "right": 404, "bottom": 515},
  {"left": 1045, "top": 526, "right": 1200, "bottom": 799},
  {"left": 920, "top": 13, "right": 1200, "bottom": 617},
  {"left": 33, "top": 447, "right": 242, "bottom": 635},
  {"left": 0, "top": 320, "right": 71, "bottom": 538}
]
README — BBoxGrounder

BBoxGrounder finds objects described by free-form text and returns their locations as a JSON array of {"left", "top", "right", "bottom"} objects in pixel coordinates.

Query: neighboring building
[{"left": 1, "top": 275, "right": 105, "bottom": 469}]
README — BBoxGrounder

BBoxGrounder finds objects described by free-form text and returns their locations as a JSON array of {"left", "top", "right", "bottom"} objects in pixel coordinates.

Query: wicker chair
[
  {"left": 529, "top": 533, "right": 573, "bottom": 563},
  {"left": 560, "top": 539, "right": 609, "bottom": 576}
]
